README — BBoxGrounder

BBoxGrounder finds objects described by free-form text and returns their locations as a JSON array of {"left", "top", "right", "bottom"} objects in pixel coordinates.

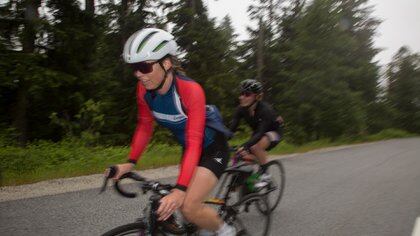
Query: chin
[{"left": 143, "top": 83, "right": 157, "bottom": 90}]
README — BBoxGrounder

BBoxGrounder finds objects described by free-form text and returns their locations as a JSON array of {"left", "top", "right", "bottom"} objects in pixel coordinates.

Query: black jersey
[{"left": 230, "top": 101, "right": 282, "bottom": 149}]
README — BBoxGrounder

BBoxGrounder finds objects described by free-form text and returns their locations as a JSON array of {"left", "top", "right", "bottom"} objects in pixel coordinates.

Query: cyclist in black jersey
[{"left": 229, "top": 79, "right": 284, "bottom": 174}]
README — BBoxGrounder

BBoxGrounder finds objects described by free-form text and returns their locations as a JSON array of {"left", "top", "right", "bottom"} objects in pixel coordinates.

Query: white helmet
[{"left": 123, "top": 28, "right": 178, "bottom": 63}]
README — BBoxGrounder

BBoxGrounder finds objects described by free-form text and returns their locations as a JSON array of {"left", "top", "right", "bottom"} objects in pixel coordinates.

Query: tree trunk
[
  {"left": 85, "top": 0, "right": 95, "bottom": 15},
  {"left": 120, "top": 0, "right": 135, "bottom": 46},
  {"left": 13, "top": 0, "right": 40, "bottom": 146},
  {"left": 257, "top": 17, "right": 264, "bottom": 83}
]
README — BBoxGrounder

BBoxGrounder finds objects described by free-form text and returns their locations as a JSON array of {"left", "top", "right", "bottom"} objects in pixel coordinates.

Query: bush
[
  {"left": 0, "top": 128, "right": 416, "bottom": 186},
  {"left": 365, "top": 129, "right": 414, "bottom": 141}
]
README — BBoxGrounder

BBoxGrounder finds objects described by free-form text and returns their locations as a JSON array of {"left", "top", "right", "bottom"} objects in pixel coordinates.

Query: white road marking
[{"left": 412, "top": 217, "right": 420, "bottom": 236}]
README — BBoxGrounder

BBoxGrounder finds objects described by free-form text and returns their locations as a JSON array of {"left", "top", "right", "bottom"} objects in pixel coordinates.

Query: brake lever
[{"left": 100, "top": 166, "right": 117, "bottom": 193}]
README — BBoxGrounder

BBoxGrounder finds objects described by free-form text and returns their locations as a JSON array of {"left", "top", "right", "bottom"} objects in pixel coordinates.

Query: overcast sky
[{"left": 205, "top": 0, "right": 420, "bottom": 66}]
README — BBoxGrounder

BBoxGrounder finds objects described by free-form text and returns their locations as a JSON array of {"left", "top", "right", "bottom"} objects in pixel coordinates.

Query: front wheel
[
  {"left": 102, "top": 222, "right": 147, "bottom": 236},
  {"left": 224, "top": 194, "right": 271, "bottom": 236},
  {"left": 257, "top": 160, "right": 285, "bottom": 213}
]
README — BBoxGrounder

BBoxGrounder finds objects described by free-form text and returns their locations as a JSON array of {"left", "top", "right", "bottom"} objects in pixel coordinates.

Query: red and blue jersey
[{"left": 128, "top": 74, "right": 229, "bottom": 190}]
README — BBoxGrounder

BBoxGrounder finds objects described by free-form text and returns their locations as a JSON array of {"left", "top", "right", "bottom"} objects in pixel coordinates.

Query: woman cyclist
[
  {"left": 110, "top": 28, "right": 235, "bottom": 235},
  {"left": 230, "top": 79, "right": 284, "bottom": 184}
]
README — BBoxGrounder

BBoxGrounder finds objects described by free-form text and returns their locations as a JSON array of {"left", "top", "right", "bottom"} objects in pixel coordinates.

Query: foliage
[
  {"left": 0, "top": 129, "right": 415, "bottom": 186},
  {"left": 0, "top": 0, "right": 418, "bottom": 152},
  {"left": 386, "top": 47, "right": 420, "bottom": 133}
]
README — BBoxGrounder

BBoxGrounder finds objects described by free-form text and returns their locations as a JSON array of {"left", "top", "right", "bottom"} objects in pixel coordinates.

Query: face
[
  {"left": 239, "top": 91, "right": 257, "bottom": 107},
  {"left": 131, "top": 58, "right": 171, "bottom": 90}
]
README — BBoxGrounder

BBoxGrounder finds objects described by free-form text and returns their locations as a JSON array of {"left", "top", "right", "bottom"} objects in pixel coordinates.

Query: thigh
[
  {"left": 254, "top": 135, "right": 271, "bottom": 150},
  {"left": 264, "top": 131, "right": 281, "bottom": 150},
  {"left": 184, "top": 167, "right": 218, "bottom": 204}
]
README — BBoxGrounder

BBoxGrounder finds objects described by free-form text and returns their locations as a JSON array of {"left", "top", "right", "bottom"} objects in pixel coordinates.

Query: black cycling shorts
[
  {"left": 264, "top": 126, "right": 283, "bottom": 151},
  {"left": 198, "top": 131, "right": 230, "bottom": 179}
]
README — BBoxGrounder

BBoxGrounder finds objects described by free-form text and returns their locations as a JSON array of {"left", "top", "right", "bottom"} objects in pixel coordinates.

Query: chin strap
[
  {"left": 148, "top": 61, "right": 173, "bottom": 92},
  {"left": 245, "top": 100, "right": 259, "bottom": 110}
]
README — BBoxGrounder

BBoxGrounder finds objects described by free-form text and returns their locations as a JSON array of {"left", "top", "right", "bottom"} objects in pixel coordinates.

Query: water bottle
[{"left": 245, "top": 172, "right": 260, "bottom": 192}]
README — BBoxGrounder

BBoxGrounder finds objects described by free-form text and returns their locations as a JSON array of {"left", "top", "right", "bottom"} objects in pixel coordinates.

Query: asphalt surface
[{"left": 1, "top": 138, "right": 419, "bottom": 236}]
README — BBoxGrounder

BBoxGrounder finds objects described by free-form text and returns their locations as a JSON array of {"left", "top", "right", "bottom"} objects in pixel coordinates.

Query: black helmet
[{"left": 240, "top": 79, "right": 263, "bottom": 94}]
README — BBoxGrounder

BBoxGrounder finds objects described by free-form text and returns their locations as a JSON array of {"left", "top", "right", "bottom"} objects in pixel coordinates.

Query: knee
[{"left": 180, "top": 201, "right": 201, "bottom": 222}]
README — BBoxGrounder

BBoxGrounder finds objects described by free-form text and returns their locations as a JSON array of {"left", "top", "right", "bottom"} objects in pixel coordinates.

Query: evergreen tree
[
  {"left": 271, "top": 0, "right": 305, "bottom": 110},
  {"left": 90, "top": 0, "right": 159, "bottom": 144},
  {"left": 338, "top": 0, "right": 380, "bottom": 103},
  {"left": 386, "top": 47, "right": 420, "bottom": 133},
  {"left": 238, "top": 0, "right": 282, "bottom": 102},
  {"left": 33, "top": 0, "right": 105, "bottom": 141},
  {"left": 280, "top": 0, "right": 367, "bottom": 142},
  {"left": 167, "top": 0, "right": 239, "bottom": 112},
  {"left": 0, "top": 0, "right": 44, "bottom": 145}
]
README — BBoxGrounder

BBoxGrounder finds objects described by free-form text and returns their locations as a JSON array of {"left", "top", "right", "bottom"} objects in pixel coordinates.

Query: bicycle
[
  {"left": 100, "top": 166, "right": 271, "bottom": 236},
  {"left": 211, "top": 147, "right": 286, "bottom": 214}
]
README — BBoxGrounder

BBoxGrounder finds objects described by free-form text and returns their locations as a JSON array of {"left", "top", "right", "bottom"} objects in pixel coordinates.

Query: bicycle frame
[{"left": 101, "top": 164, "right": 273, "bottom": 236}]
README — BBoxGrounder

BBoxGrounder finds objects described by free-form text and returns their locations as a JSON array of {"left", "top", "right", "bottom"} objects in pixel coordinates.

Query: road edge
[{"left": 0, "top": 140, "right": 379, "bottom": 202}]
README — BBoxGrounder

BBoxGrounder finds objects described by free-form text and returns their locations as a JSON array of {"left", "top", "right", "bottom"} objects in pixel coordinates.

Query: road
[{"left": 1, "top": 138, "right": 419, "bottom": 235}]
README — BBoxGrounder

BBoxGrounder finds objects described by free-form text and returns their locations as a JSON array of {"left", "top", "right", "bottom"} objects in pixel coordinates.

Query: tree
[
  {"left": 337, "top": 0, "right": 380, "bottom": 103},
  {"left": 0, "top": 0, "right": 41, "bottom": 146},
  {"left": 248, "top": 0, "right": 282, "bottom": 82},
  {"left": 271, "top": 0, "right": 305, "bottom": 110},
  {"left": 386, "top": 47, "right": 420, "bottom": 133},
  {"left": 167, "top": 0, "right": 239, "bottom": 112},
  {"left": 82, "top": 0, "right": 160, "bottom": 144},
  {"left": 279, "top": 0, "right": 368, "bottom": 142},
  {"left": 238, "top": 0, "right": 283, "bottom": 102}
]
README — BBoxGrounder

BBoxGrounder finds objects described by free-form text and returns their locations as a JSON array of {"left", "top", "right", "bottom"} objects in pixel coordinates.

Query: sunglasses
[
  {"left": 240, "top": 91, "right": 254, "bottom": 97},
  {"left": 129, "top": 61, "right": 159, "bottom": 74}
]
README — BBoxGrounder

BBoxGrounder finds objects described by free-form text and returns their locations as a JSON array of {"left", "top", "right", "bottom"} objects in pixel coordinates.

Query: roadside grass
[
  {"left": 269, "top": 128, "right": 416, "bottom": 154},
  {"left": 0, "top": 129, "right": 416, "bottom": 186},
  {"left": 0, "top": 142, "right": 181, "bottom": 186}
]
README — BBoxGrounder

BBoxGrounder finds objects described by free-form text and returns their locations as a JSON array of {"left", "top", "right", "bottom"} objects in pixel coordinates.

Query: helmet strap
[
  {"left": 245, "top": 99, "right": 259, "bottom": 111},
  {"left": 149, "top": 60, "right": 172, "bottom": 92}
]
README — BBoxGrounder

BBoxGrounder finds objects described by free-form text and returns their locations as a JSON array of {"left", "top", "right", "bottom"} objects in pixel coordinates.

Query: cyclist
[
  {"left": 229, "top": 79, "right": 284, "bottom": 186},
  {"left": 110, "top": 28, "right": 235, "bottom": 235}
]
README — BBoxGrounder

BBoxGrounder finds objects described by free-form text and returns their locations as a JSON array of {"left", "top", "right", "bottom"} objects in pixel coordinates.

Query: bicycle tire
[
  {"left": 225, "top": 194, "right": 271, "bottom": 236},
  {"left": 257, "top": 160, "right": 285, "bottom": 213},
  {"left": 102, "top": 222, "right": 147, "bottom": 236}
]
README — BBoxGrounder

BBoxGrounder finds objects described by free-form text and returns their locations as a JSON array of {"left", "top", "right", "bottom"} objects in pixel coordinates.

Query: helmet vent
[
  {"left": 136, "top": 31, "right": 158, "bottom": 53},
  {"left": 152, "top": 40, "right": 169, "bottom": 52}
]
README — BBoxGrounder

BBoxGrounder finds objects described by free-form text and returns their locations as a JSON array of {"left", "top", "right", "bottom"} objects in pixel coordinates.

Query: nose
[
  {"left": 134, "top": 70, "right": 143, "bottom": 77},
  {"left": 134, "top": 71, "right": 148, "bottom": 81}
]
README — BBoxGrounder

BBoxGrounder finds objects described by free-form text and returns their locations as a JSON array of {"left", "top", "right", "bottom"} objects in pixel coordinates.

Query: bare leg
[
  {"left": 180, "top": 167, "right": 223, "bottom": 231},
  {"left": 249, "top": 136, "right": 271, "bottom": 165}
]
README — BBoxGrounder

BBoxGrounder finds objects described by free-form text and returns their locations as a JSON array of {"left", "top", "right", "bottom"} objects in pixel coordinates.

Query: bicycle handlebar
[
  {"left": 100, "top": 166, "right": 173, "bottom": 198},
  {"left": 228, "top": 145, "right": 257, "bottom": 166},
  {"left": 114, "top": 172, "right": 146, "bottom": 198}
]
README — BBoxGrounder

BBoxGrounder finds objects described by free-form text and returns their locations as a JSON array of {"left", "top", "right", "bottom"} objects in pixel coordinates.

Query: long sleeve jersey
[
  {"left": 128, "top": 74, "right": 219, "bottom": 191},
  {"left": 230, "top": 101, "right": 281, "bottom": 149}
]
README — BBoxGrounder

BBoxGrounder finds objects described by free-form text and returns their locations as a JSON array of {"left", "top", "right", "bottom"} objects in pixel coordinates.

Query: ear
[
  {"left": 163, "top": 57, "right": 173, "bottom": 70},
  {"left": 256, "top": 93, "right": 264, "bottom": 101}
]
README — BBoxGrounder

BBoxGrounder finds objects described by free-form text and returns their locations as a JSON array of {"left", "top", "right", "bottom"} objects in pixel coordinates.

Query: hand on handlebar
[
  {"left": 101, "top": 163, "right": 135, "bottom": 194},
  {"left": 157, "top": 189, "right": 186, "bottom": 221},
  {"left": 236, "top": 146, "right": 250, "bottom": 157}
]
